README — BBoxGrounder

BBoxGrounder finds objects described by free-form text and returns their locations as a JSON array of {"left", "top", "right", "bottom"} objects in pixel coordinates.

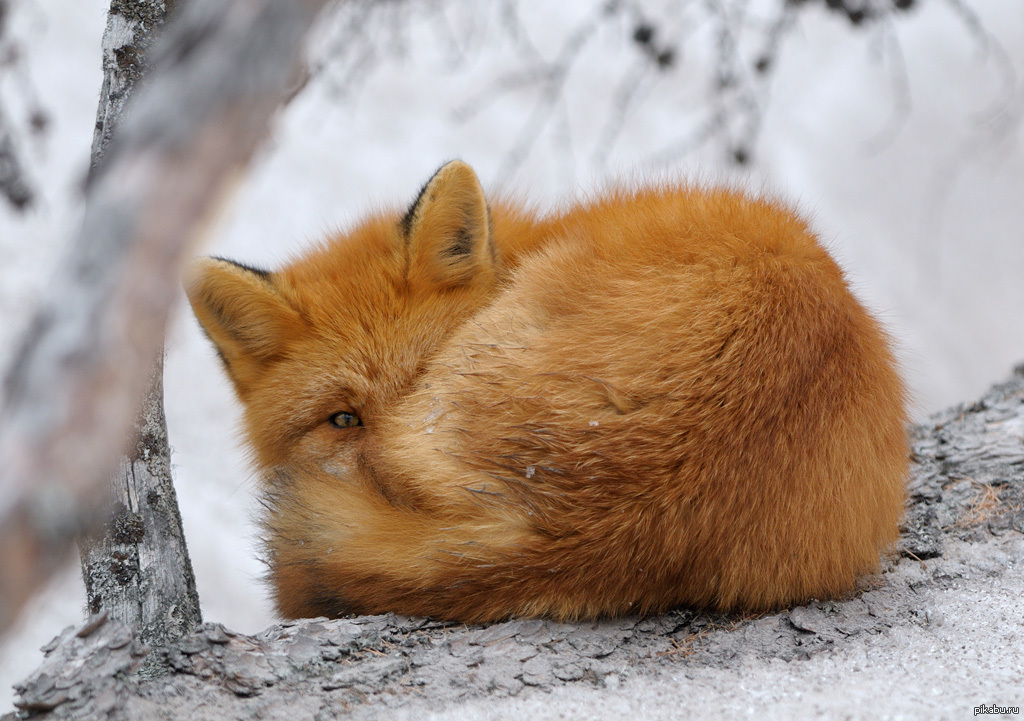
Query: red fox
[{"left": 186, "top": 161, "right": 907, "bottom": 623}]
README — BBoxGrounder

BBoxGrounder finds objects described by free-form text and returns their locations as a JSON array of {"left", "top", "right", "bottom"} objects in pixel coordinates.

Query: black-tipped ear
[
  {"left": 402, "top": 160, "right": 494, "bottom": 289},
  {"left": 184, "top": 257, "right": 303, "bottom": 396}
]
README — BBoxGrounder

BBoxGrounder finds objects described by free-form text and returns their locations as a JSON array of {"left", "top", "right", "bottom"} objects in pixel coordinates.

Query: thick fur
[{"left": 185, "top": 161, "right": 908, "bottom": 623}]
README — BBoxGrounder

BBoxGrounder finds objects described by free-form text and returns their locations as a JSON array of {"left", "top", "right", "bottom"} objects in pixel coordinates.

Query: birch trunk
[
  {"left": 0, "top": 0, "right": 330, "bottom": 634},
  {"left": 73, "top": 0, "right": 202, "bottom": 651}
]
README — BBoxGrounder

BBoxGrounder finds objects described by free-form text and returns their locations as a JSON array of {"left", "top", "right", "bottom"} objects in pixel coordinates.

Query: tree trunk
[
  {"left": 73, "top": 0, "right": 202, "bottom": 651},
  {"left": 0, "top": 0, "right": 330, "bottom": 635},
  {"left": 6, "top": 366, "right": 1024, "bottom": 720},
  {"left": 79, "top": 357, "right": 202, "bottom": 650},
  {"left": 89, "top": 0, "right": 179, "bottom": 168}
]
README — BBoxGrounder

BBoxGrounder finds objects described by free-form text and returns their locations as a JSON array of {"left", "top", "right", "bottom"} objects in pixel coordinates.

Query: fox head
[{"left": 185, "top": 161, "right": 500, "bottom": 470}]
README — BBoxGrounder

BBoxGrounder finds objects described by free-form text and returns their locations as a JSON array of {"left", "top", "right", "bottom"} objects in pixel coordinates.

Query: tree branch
[
  {"left": 0, "top": 0, "right": 36, "bottom": 210},
  {"left": 0, "top": 0, "right": 331, "bottom": 634}
]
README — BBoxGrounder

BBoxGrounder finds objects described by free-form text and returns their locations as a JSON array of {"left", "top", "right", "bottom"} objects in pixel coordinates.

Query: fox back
[{"left": 186, "top": 161, "right": 907, "bottom": 622}]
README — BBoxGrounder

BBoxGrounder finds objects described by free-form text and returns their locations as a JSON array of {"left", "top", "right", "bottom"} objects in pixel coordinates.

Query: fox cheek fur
[{"left": 185, "top": 160, "right": 908, "bottom": 623}]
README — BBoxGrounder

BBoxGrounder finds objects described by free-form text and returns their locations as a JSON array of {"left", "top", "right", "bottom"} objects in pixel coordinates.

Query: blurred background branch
[
  {"left": 0, "top": 0, "right": 331, "bottom": 635},
  {"left": 309, "top": 0, "right": 1015, "bottom": 182},
  {"left": 0, "top": 0, "right": 46, "bottom": 210}
]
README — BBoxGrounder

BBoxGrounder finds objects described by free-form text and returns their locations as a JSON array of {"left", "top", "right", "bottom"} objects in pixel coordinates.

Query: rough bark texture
[
  {"left": 79, "top": 357, "right": 202, "bottom": 651},
  {"left": 6, "top": 366, "right": 1023, "bottom": 720},
  {"left": 0, "top": 0, "right": 330, "bottom": 634},
  {"left": 89, "top": 0, "right": 176, "bottom": 167},
  {"left": 76, "top": 0, "right": 202, "bottom": 651}
]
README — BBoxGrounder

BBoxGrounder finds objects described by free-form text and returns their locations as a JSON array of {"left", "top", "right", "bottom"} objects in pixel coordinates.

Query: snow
[
  {"left": 391, "top": 556, "right": 1024, "bottom": 720},
  {"left": 0, "top": 0, "right": 1022, "bottom": 714}
]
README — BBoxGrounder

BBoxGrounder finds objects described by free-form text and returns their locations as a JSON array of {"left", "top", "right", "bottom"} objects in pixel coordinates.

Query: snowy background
[{"left": 0, "top": 0, "right": 1021, "bottom": 709}]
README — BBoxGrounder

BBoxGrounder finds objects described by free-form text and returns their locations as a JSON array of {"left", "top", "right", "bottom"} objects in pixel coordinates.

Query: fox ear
[
  {"left": 402, "top": 160, "right": 495, "bottom": 289},
  {"left": 184, "top": 257, "right": 303, "bottom": 396}
]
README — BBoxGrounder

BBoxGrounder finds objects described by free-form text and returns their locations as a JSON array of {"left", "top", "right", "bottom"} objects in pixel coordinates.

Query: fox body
[{"left": 186, "top": 161, "right": 907, "bottom": 623}]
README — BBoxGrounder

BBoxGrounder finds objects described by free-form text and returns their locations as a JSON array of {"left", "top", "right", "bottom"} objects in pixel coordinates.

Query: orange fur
[{"left": 185, "top": 161, "right": 908, "bottom": 623}]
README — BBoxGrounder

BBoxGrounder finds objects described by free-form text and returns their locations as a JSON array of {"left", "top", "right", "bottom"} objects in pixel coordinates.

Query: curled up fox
[{"left": 186, "top": 161, "right": 908, "bottom": 623}]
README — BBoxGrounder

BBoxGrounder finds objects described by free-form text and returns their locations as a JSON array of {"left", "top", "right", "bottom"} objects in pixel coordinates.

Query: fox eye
[{"left": 329, "top": 412, "right": 362, "bottom": 429}]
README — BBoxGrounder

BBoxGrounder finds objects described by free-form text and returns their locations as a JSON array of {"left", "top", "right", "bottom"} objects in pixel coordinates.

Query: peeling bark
[{"left": 6, "top": 366, "right": 1023, "bottom": 720}]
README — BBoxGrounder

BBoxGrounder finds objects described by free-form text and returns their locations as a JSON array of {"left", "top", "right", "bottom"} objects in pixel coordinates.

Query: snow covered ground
[{"left": 0, "top": 0, "right": 1022, "bottom": 714}]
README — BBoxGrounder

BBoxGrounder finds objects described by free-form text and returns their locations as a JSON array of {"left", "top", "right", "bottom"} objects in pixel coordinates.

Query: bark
[
  {"left": 72, "top": 0, "right": 202, "bottom": 652},
  {"left": 6, "top": 366, "right": 1024, "bottom": 720},
  {"left": 78, "top": 357, "right": 202, "bottom": 651},
  {"left": 89, "top": 0, "right": 179, "bottom": 169},
  {"left": 0, "top": 0, "right": 331, "bottom": 634}
]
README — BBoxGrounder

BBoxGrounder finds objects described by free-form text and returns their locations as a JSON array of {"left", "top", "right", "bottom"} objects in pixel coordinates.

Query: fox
[{"left": 185, "top": 160, "right": 908, "bottom": 623}]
